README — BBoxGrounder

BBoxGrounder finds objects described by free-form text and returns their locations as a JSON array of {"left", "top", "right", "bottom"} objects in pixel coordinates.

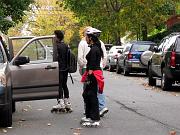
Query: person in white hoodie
[{"left": 78, "top": 27, "right": 108, "bottom": 117}]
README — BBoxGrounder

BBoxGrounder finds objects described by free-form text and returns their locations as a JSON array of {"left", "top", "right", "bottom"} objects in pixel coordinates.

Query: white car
[{"left": 107, "top": 46, "right": 124, "bottom": 71}]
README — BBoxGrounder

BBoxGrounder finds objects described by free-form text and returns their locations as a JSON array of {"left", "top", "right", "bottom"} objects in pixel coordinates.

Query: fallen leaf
[
  {"left": 22, "top": 108, "right": 28, "bottom": 112},
  {"left": 73, "top": 133, "right": 81, "bottom": 135},
  {"left": 20, "top": 119, "right": 26, "bottom": 121},
  {"left": 26, "top": 105, "right": 32, "bottom": 109},
  {"left": 169, "top": 130, "right": 176, "bottom": 135},
  {"left": 47, "top": 123, "right": 51, "bottom": 126},
  {"left": 2, "top": 129, "right": 7, "bottom": 133}
]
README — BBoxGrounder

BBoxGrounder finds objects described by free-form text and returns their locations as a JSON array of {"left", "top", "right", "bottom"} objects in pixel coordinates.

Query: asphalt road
[{"left": 1, "top": 71, "right": 180, "bottom": 135}]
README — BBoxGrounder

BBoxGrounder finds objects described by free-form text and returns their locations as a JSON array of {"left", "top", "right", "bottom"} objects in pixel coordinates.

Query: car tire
[
  {"left": 123, "top": 67, "right": 129, "bottom": 76},
  {"left": 109, "top": 65, "right": 114, "bottom": 72},
  {"left": 161, "top": 71, "right": 172, "bottom": 91},
  {"left": 116, "top": 64, "right": 122, "bottom": 74},
  {"left": 148, "top": 65, "right": 156, "bottom": 86},
  {"left": 0, "top": 101, "right": 12, "bottom": 127}
]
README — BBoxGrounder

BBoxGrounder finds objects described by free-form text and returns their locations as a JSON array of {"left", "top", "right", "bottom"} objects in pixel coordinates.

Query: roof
[{"left": 130, "top": 41, "right": 156, "bottom": 45}]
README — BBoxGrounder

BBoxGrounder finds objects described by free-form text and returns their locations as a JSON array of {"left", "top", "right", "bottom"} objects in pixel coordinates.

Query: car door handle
[{"left": 45, "top": 65, "right": 57, "bottom": 69}]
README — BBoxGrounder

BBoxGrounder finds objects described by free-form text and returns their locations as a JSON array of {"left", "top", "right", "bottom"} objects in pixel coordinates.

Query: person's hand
[{"left": 88, "top": 70, "right": 93, "bottom": 75}]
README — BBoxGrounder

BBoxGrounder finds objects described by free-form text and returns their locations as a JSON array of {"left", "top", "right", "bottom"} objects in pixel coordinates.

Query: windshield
[
  {"left": 131, "top": 44, "right": 151, "bottom": 52},
  {"left": 176, "top": 37, "right": 180, "bottom": 52}
]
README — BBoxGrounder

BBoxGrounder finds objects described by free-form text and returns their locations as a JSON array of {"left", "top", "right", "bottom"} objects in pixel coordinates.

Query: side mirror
[
  {"left": 14, "top": 56, "right": 30, "bottom": 66},
  {"left": 118, "top": 50, "right": 122, "bottom": 54}
]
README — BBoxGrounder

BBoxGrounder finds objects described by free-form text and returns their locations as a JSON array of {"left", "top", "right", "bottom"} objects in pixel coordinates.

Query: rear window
[
  {"left": 131, "top": 44, "right": 150, "bottom": 52},
  {"left": 175, "top": 37, "right": 180, "bottom": 51}
]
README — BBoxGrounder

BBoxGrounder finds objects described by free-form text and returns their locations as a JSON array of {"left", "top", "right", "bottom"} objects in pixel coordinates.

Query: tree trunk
[{"left": 141, "top": 24, "right": 147, "bottom": 41}]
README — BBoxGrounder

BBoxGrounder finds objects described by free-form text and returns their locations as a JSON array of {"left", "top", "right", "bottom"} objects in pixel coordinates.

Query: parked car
[
  {"left": 148, "top": 33, "right": 180, "bottom": 90},
  {"left": 104, "top": 44, "right": 113, "bottom": 54},
  {"left": 0, "top": 35, "right": 60, "bottom": 127},
  {"left": 116, "top": 41, "right": 156, "bottom": 75},
  {"left": 103, "top": 44, "right": 113, "bottom": 69},
  {"left": 107, "top": 45, "right": 124, "bottom": 71}
]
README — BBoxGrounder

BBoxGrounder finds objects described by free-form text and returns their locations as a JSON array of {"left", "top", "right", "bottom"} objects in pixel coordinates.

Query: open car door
[{"left": 9, "top": 35, "right": 59, "bottom": 101}]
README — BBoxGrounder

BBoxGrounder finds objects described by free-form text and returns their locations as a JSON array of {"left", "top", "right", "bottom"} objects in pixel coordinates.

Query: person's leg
[
  {"left": 62, "top": 71, "right": 69, "bottom": 98},
  {"left": 97, "top": 92, "right": 106, "bottom": 110},
  {"left": 98, "top": 92, "right": 108, "bottom": 117},
  {"left": 55, "top": 71, "right": 65, "bottom": 109},
  {"left": 88, "top": 75, "right": 100, "bottom": 121},
  {"left": 97, "top": 69, "right": 108, "bottom": 117},
  {"left": 82, "top": 89, "right": 91, "bottom": 118}
]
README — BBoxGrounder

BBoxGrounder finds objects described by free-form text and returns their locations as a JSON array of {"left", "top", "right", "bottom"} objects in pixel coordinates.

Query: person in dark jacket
[
  {"left": 51, "top": 30, "right": 72, "bottom": 112},
  {"left": 80, "top": 28, "right": 104, "bottom": 127}
]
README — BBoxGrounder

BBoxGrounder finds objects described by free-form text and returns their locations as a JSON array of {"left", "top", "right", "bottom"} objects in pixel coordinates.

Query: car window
[
  {"left": 10, "top": 38, "right": 33, "bottom": 56},
  {"left": 158, "top": 38, "right": 167, "bottom": 51},
  {"left": 123, "top": 45, "right": 131, "bottom": 52},
  {"left": 163, "top": 36, "right": 177, "bottom": 52},
  {"left": 19, "top": 40, "right": 46, "bottom": 62},
  {"left": 131, "top": 44, "right": 150, "bottom": 52},
  {"left": 175, "top": 37, "right": 180, "bottom": 52}
]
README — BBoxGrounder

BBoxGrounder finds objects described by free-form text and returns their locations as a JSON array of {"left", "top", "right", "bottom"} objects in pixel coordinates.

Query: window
[
  {"left": 123, "top": 44, "right": 131, "bottom": 52},
  {"left": 175, "top": 37, "right": 180, "bottom": 52},
  {"left": 20, "top": 40, "right": 46, "bottom": 61},
  {"left": 0, "top": 42, "right": 5, "bottom": 63},
  {"left": 0, "top": 47, "right": 4, "bottom": 63},
  {"left": 131, "top": 44, "right": 150, "bottom": 52},
  {"left": 163, "top": 36, "right": 177, "bottom": 52}
]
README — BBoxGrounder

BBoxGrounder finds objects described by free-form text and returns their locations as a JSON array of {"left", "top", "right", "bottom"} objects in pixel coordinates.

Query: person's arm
[
  {"left": 100, "top": 41, "right": 107, "bottom": 68},
  {"left": 78, "top": 40, "right": 87, "bottom": 67}
]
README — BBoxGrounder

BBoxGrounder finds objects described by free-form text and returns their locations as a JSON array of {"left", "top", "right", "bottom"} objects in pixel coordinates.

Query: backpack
[{"left": 67, "top": 47, "right": 77, "bottom": 73}]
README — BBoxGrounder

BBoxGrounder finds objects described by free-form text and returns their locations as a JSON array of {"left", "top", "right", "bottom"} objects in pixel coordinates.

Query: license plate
[{"left": 132, "top": 63, "right": 139, "bottom": 67}]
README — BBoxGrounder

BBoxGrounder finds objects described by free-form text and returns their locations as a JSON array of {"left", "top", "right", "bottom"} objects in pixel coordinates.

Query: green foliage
[
  {"left": 0, "top": 0, "right": 34, "bottom": 34},
  {"left": 64, "top": 0, "right": 179, "bottom": 42},
  {"left": 148, "top": 23, "right": 180, "bottom": 43}
]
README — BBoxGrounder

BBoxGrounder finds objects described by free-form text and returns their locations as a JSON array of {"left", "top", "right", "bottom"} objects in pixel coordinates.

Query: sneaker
[
  {"left": 58, "top": 99, "right": 65, "bottom": 109},
  {"left": 52, "top": 103, "right": 61, "bottom": 109},
  {"left": 91, "top": 121, "right": 100, "bottom": 126},
  {"left": 64, "top": 98, "right": 72, "bottom": 108},
  {"left": 81, "top": 117, "right": 92, "bottom": 122},
  {"left": 99, "top": 107, "right": 109, "bottom": 117}
]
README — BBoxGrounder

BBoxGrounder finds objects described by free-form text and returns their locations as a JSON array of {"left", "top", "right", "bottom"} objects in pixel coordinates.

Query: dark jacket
[
  {"left": 86, "top": 44, "right": 102, "bottom": 70},
  {"left": 56, "top": 41, "right": 69, "bottom": 71}
]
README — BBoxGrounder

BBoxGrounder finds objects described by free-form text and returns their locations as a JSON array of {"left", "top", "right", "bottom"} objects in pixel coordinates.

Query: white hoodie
[{"left": 78, "top": 37, "right": 107, "bottom": 69}]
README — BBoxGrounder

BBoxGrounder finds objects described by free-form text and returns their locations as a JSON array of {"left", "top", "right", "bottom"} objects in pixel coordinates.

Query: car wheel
[
  {"left": 0, "top": 101, "right": 12, "bottom": 127},
  {"left": 109, "top": 65, "right": 114, "bottom": 72},
  {"left": 116, "top": 64, "right": 122, "bottom": 74},
  {"left": 123, "top": 67, "right": 129, "bottom": 76},
  {"left": 148, "top": 65, "right": 156, "bottom": 86},
  {"left": 161, "top": 71, "right": 172, "bottom": 91}
]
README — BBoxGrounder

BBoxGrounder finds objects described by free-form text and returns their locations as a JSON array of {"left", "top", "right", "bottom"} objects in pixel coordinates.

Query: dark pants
[
  {"left": 59, "top": 71, "right": 69, "bottom": 99},
  {"left": 82, "top": 74, "right": 100, "bottom": 121}
]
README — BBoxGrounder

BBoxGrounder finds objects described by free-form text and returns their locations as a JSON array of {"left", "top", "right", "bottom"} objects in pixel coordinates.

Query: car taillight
[
  {"left": 170, "top": 51, "right": 176, "bottom": 68},
  {"left": 128, "top": 53, "right": 133, "bottom": 60}
]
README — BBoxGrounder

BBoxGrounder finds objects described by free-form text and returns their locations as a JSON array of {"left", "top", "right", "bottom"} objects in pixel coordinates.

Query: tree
[
  {"left": 64, "top": 0, "right": 179, "bottom": 42},
  {"left": 27, "top": 0, "right": 80, "bottom": 47},
  {"left": 0, "top": 0, "right": 34, "bottom": 34}
]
